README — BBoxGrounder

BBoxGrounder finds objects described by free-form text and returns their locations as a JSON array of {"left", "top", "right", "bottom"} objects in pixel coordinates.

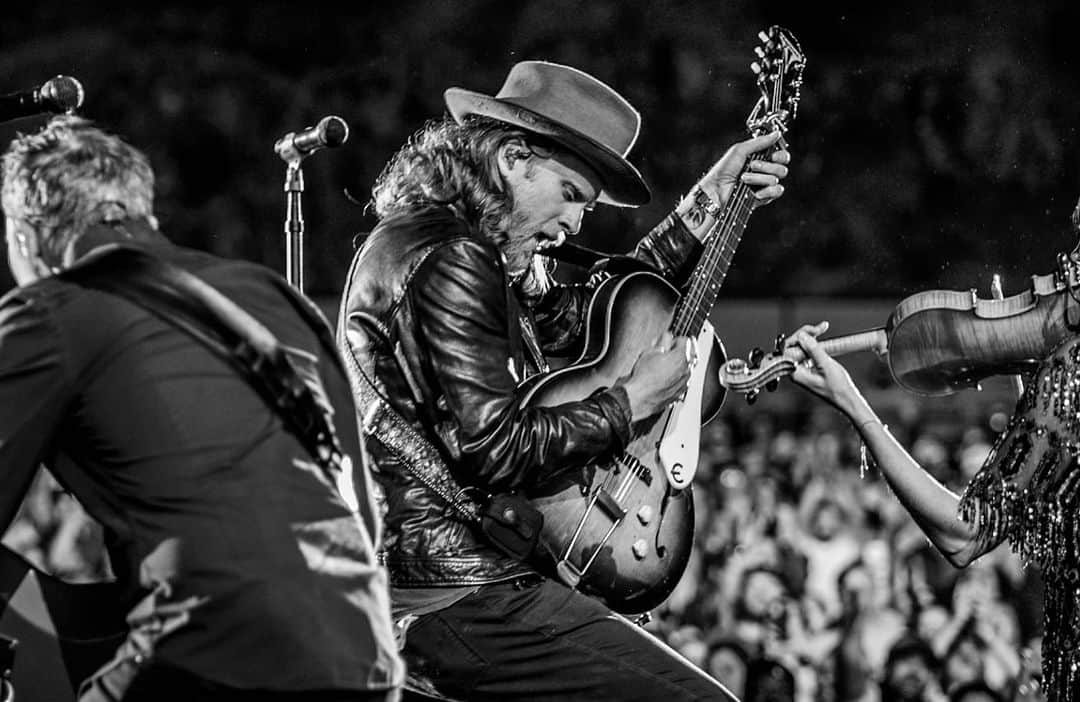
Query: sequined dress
[{"left": 959, "top": 338, "right": 1080, "bottom": 702}]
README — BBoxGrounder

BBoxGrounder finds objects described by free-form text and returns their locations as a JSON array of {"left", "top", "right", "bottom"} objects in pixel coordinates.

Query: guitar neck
[
  {"left": 670, "top": 25, "right": 804, "bottom": 339},
  {"left": 671, "top": 152, "right": 765, "bottom": 337}
]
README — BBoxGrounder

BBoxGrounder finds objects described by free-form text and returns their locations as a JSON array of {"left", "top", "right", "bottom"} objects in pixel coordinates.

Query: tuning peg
[
  {"left": 751, "top": 61, "right": 761, "bottom": 75},
  {"left": 758, "top": 30, "right": 770, "bottom": 44},
  {"left": 748, "top": 347, "right": 765, "bottom": 369},
  {"left": 773, "top": 333, "right": 787, "bottom": 353},
  {"left": 746, "top": 389, "right": 759, "bottom": 405},
  {"left": 765, "top": 378, "right": 779, "bottom": 392},
  {"left": 755, "top": 47, "right": 765, "bottom": 59}
]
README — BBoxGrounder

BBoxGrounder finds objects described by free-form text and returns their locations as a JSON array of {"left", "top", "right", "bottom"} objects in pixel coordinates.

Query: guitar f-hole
[{"left": 654, "top": 486, "right": 675, "bottom": 558}]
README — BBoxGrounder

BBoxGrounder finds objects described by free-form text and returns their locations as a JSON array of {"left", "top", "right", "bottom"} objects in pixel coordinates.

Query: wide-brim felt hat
[{"left": 444, "top": 61, "right": 651, "bottom": 207}]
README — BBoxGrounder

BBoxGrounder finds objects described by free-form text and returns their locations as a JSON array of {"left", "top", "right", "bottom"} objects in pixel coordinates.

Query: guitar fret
[{"left": 519, "top": 25, "right": 803, "bottom": 615}]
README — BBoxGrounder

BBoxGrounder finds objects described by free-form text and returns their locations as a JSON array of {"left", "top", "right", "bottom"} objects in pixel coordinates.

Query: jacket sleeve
[
  {"left": 0, "top": 292, "right": 71, "bottom": 530},
  {"left": 628, "top": 213, "right": 704, "bottom": 287},
  {"left": 408, "top": 239, "right": 630, "bottom": 492},
  {"left": 531, "top": 213, "right": 703, "bottom": 357}
]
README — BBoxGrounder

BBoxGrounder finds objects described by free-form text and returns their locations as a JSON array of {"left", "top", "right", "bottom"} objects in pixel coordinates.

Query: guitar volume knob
[{"left": 632, "top": 539, "right": 648, "bottom": 560}]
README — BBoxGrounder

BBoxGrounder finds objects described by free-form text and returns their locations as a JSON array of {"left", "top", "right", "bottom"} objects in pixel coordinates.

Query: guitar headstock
[{"left": 747, "top": 26, "right": 806, "bottom": 137}]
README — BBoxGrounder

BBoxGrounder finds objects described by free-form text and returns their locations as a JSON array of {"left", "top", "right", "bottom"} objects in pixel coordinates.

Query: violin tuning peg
[
  {"left": 765, "top": 378, "right": 779, "bottom": 392},
  {"left": 748, "top": 347, "right": 765, "bottom": 369},
  {"left": 774, "top": 333, "right": 787, "bottom": 353}
]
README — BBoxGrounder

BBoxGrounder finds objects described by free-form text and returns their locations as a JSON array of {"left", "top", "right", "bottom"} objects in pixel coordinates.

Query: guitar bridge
[
  {"left": 555, "top": 488, "right": 627, "bottom": 590},
  {"left": 595, "top": 489, "right": 627, "bottom": 521}
]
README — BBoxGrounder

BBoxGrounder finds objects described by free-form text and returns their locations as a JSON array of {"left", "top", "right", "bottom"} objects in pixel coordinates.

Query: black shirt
[{"left": 0, "top": 236, "right": 403, "bottom": 691}]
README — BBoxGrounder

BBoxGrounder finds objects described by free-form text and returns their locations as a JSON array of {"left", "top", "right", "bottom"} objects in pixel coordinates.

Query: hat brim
[{"left": 445, "top": 88, "right": 651, "bottom": 208}]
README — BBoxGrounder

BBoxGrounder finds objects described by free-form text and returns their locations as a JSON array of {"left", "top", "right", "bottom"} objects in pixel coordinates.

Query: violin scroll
[{"left": 721, "top": 328, "right": 889, "bottom": 401}]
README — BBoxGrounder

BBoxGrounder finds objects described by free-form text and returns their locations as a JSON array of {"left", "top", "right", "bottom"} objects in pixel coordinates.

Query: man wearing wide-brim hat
[{"left": 339, "top": 60, "right": 790, "bottom": 700}]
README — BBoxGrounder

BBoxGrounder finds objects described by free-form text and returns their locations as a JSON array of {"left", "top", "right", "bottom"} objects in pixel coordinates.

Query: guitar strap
[
  {"left": 337, "top": 246, "right": 543, "bottom": 561},
  {"left": 58, "top": 244, "right": 347, "bottom": 481}
]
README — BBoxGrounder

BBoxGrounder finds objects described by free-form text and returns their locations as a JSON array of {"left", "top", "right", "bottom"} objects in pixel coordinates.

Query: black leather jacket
[{"left": 338, "top": 206, "right": 701, "bottom": 586}]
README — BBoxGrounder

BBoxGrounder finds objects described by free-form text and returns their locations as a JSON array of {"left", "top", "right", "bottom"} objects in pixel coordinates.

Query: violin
[{"left": 722, "top": 252, "right": 1080, "bottom": 399}]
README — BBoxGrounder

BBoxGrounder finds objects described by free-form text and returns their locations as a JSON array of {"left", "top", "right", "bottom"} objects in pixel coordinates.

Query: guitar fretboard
[{"left": 671, "top": 153, "right": 764, "bottom": 338}]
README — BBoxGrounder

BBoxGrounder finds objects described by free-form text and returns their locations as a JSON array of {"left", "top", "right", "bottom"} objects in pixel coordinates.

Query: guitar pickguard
[{"left": 657, "top": 322, "right": 715, "bottom": 489}]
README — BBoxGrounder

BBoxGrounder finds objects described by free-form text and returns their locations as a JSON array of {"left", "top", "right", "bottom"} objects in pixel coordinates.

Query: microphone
[
  {"left": 274, "top": 115, "right": 349, "bottom": 162},
  {"left": 0, "top": 75, "right": 85, "bottom": 123}
]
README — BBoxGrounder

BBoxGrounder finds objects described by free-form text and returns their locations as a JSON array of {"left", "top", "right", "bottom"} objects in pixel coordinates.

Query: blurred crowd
[
  {"left": 643, "top": 393, "right": 1046, "bottom": 702},
  {"left": 3, "top": 4, "right": 1078, "bottom": 701},
  {"left": 3, "top": 384, "right": 1048, "bottom": 701}
]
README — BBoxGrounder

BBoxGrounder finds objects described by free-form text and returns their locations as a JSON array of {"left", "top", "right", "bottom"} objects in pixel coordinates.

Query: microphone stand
[
  {"left": 283, "top": 160, "right": 305, "bottom": 293},
  {"left": 275, "top": 116, "right": 349, "bottom": 294}
]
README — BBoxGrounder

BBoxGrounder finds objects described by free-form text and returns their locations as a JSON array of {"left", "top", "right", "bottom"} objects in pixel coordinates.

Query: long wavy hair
[{"left": 370, "top": 116, "right": 556, "bottom": 297}]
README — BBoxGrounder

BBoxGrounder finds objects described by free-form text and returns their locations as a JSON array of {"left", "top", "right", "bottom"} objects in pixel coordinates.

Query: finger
[
  {"left": 655, "top": 330, "right": 675, "bottom": 351},
  {"left": 795, "top": 330, "right": 835, "bottom": 367},
  {"left": 751, "top": 184, "right": 785, "bottom": 201},
  {"left": 741, "top": 172, "right": 781, "bottom": 188},
  {"left": 796, "top": 321, "right": 829, "bottom": 340},
  {"left": 782, "top": 322, "right": 829, "bottom": 351},
  {"left": 748, "top": 160, "right": 789, "bottom": 179},
  {"left": 686, "top": 336, "right": 700, "bottom": 366},
  {"left": 769, "top": 148, "right": 791, "bottom": 165},
  {"left": 790, "top": 362, "right": 828, "bottom": 391},
  {"left": 739, "top": 130, "right": 783, "bottom": 154}
]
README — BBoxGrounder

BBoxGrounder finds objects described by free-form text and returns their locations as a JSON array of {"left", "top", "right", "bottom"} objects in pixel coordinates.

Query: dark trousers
[
  {"left": 117, "top": 661, "right": 400, "bottom": 702},
  {"left": 400, "top": 578, "right": 737, "bottom": 702}
]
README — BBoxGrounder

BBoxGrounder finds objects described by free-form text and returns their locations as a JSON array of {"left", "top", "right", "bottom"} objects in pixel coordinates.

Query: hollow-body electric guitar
[{"left": 521, "top": 27, "right": 806, "bottom": 614}]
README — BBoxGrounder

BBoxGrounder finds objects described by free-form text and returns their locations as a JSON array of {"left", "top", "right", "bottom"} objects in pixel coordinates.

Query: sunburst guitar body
[{"left": 521, "top": 272, "right": 724, "bottom": 613}]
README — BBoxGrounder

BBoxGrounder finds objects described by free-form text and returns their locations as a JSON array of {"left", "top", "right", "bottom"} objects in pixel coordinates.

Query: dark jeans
[
  {"left": 118, "top": 661, "right": 400, "bottom": 702},
  {"left": 400, "top": 577, "right": 737, "bottom": 702}
]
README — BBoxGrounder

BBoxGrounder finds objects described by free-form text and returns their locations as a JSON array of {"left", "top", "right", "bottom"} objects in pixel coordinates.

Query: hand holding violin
[{"left": 787, "top": 321, "right": 879, "bottom": 426}]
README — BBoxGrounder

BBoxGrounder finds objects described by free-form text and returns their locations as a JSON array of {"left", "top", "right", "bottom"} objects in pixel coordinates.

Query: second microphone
[{"left": 275, "top": 115, "right": 349, "bottom": 163}]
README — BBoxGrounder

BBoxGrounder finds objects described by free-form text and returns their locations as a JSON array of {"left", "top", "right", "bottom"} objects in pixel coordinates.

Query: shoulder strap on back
[{"left": 60, "top": 244, "right": 344, "bottom": 474}]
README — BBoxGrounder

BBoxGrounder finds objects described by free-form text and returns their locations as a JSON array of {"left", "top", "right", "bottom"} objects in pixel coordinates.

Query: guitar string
[
  {"left": 576, "top": 64, "right": 790, "bottom": 568},
  {"left": 567, "top": 43, "right": 798, "bottom": 582},
  {"left": 673, "top": 176, "right": 757, "bottom": 337}
]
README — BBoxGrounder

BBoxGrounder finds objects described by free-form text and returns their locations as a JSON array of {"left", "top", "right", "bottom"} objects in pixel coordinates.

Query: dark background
[
  {"left": 2, "top": 0, "right": 1079, "bottom": 302},
  {"left": 0, "top": 6, "right": 1059, "bottom": 679}
]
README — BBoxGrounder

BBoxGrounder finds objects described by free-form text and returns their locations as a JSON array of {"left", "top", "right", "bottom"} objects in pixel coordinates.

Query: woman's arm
[{"left": 788, "top": 325, "right": 1002, "bottom": 567}]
